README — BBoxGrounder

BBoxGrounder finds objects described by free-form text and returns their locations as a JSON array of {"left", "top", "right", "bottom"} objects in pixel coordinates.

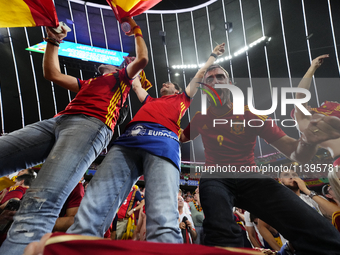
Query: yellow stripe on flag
[
  {"left": 0, "top": 0, "right": 36, "bottom": 28},
  {"left": 0, "top": 177, "right": 16, "bottom": 191},
  {"left": 109, "top": 0, "right": 143, "bottom": 12}
]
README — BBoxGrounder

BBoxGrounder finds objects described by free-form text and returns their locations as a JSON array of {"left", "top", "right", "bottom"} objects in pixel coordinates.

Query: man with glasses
[{"left": 180, "top": 63, "right": 340, "bottom": 254}]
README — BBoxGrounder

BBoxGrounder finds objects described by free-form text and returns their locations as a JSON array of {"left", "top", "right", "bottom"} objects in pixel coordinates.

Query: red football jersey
[
  {"left": 56, "top": 68, "right": 132, "bottom": 131},
  {"left": 127, "top": 92, "right": 191, "bottom": 136},
  {"left": 183, "top": 106, "right": 286, "bottom": 167},
  {"left": 0, "top": 186, "right": 27, "bottom": 204},
  {"left": 117, "top": 190, "right": 143, "bottom": 219},
  {"left": 59, "top": 183, "right": 84, "bottom": 217},
  {"left": 311, "top": 101, "right": 340, "bottom": 118},
  {"left": 333, "top": 211, "right": 340, "bottom": 233}
]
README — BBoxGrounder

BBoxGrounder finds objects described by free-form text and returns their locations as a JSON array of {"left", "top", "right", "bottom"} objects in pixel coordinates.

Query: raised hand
[
  {"left": 213, "top": 43, "right": 225, "bottom": 57},
  {"left": 311, "top": 54, "right": 329, "bottom": 70},
  {"left": 45, "top": 26, "right": 68, "bottom": 41},
  {"left": 121, "top": 17, "right": 138, "bottom": 36},
  {"left": 302, "top": 113, "right": 340, "bottom": 145}
]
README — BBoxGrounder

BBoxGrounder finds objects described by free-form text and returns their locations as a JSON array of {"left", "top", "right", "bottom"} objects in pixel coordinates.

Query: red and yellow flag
[
  {"left": 106, "top": 0, "right": 161, "bottom": 23},
  {"left": 0, "top": 0, "right": 59, "bottom": 28},
  {"left": 139, "top": 70, "right": 152, "bottom": 91}
]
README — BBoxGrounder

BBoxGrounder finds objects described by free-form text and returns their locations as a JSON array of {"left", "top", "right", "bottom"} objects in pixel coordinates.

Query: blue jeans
[
  {"left": 0, "top": 114, "right": 112, "bottom": 255},
  {"left": 200, "top": 176, "right": 340, "bottom": 255},
  {"left": 67, "top": 145, "right": 182, "bottom": 243}
]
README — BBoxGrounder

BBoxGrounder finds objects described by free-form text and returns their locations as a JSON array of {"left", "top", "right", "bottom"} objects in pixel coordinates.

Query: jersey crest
[{"left": 230, "top": 119, "right": 245, "bottom": 135}]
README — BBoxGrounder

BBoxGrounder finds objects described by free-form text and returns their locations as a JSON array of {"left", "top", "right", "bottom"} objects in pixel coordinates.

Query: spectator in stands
[
  {"left": 0, "top": 168, "right": 35, "bottom": 202},
  {"left": 11, "top": 168, "right": 35, "bottom": 182},
  {"left": 116, "top": 186, "right": 144, "bottom": 240},
  {"left": 185, "top": 192, "right": 193, "bottom": 203},
  {"left": 188, "top": 187, "right": 204, "bottom": 244},
  {"left": 0, "top": 174, "right": 35, "bottom": 211},
  {"left": 180, "top": 62, "right": 340, "bottom": 253},
  {"left": 178, "top": 195, "right": 196, "bottom": 243},
  {"left": 327, "top": 169, "right": 340, "bottom": 232},
  {"left": 257, "top": 219, "right": 287, "bottom": 251},
  {"left": 52, "top": 181, "right": 84, "bottom": 232},
  {"left": 0, "top": 16, "right": 148, "bottom": 255},
  {"left": 179, "top": 189, "right": 191, "bottom": 216},
  {"left": 279, "top": 169, "right": 340, "bottom": 220},
  {"left": 65, "top": 43, "right": 225, "bottom": 243},
  {"left": 233, "top": 208, "right": 252, "bottom": 248},
  {"left": 244, "top": 211, "right": 262, "bottom": 248},
  {"left": 0, "top": 173, "right": 36, "bottom": 246},
  {"left": 294, "top": 54, "right": 340, "bottom": 167}
]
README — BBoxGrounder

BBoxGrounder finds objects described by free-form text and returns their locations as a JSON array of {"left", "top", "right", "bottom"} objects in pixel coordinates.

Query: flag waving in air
[
  {"left": 0, "top": 0, "right": 59, "bottom": 28},
  {"left": 106, "top": 0, "right": 161, "bottom": 23}
]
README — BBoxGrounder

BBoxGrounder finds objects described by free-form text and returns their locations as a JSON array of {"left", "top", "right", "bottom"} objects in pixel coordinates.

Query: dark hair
[
  {"left": 203, "top": 64, "right": 229, "bottom": 81},
  {"left": 249, "top": 213, "right": 258, "bottom": 223},
  {"left": 277, "top": 167, "right": 297, "bottom": 179},
  {"left": 16, "top": 173, "right": 35, "bottom": 187},
  {"left": 172, "top": 82, "right": 182, "bottom": 93},
  {"left": 26, "top": 168, "right": 35, "bottom": 175}
]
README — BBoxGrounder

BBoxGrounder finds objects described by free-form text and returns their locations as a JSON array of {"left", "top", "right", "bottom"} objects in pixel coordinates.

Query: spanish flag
[
  {"left": 139, "top": 70, "right": 152, "bottom": 91},
  {"left": 106, "top": 0, "right": 161, "bottom": 23},
  {"left": 0, "top": 0, "right": 59, "bottom": 28}
]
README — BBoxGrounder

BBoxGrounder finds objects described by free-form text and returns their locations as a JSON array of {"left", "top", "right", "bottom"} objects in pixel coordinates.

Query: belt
[{"left": 117, "top": 218, "right": 129, "bottom": 221}]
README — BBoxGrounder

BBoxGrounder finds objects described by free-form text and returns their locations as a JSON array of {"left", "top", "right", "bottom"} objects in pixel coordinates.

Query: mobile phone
[
  {"left": 51, "top": 21, "right": 72, "bottom": 34},
  {"left": 0, "top": 199, "right": 21, "bottom": 233}
]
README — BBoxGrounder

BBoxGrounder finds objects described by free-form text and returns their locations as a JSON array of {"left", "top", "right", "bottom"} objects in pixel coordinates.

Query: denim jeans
[
  {"left": 67, "top": 145, "right": 183, "bottom": 243},
  {"left": 0, "top": 114, "right": 112, "bottom": 255},
  {"left": 200, "top": 176, "right": 340, "bottom": 255}
]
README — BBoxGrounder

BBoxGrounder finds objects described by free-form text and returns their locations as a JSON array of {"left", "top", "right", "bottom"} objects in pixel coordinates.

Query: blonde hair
[{"left": 328, "top": 166, "right": 340, "bottom": 201}]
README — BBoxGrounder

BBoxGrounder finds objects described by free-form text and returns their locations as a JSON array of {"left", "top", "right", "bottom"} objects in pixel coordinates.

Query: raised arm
[
  {"left": 185, "top": 43, "right": 225, "bottom": 98},
  {"left": 123, "top": 17, "right": 148, "bottom": 79},
  {"left": 296, "top": 54, "right": 329, "bottom": 99},
  {"left": 132, "top": 78, "right": 148, "bottom": 103},
  {"left": 43, "top": 27, "right": 79, "bottom": 93},
  {"left": 293, "top": 177, "right": 340, "bottom": 219},
  {"left": 257, "top": 220, "right": 281, "bottom": 251},
  {"left": 294, "top": 55, "right": 329, "bottom": 131},
  {"left": 271, "top": 114, "right": 340, "bottom": 164}
]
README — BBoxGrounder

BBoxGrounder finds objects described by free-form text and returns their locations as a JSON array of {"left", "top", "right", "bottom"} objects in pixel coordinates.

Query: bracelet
[
  {"left": 44, "top": 37, "right": 62, "bottom": 47},
  {"left": 210, "top": 53, "right": 218, "bottom": 58}
]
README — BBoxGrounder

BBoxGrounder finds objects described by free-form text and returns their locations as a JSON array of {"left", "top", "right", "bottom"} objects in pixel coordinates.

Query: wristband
[
  {"left": 210, "top": 53, "right": 218, "bottom": 58},
  {"left": 133, "top": 26, "right": 143, "bottom": 38}
]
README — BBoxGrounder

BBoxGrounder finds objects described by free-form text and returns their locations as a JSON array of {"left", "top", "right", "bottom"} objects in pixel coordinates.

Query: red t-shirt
[
  {"left": 183, "top": 105, "right": 286, "bottom": 167},
  {"left": 0, "top": 186, "right": 27, "bottom": 204},
  {"left": 333, "top": 211, "right": 340, "bottom": 233},
  {"left": 59, "top": 183, "right": 84, "bottom": 217},
  {"left": 55, "top": 68, "right": 132, "bottom": 131},
  {"left": 117, "top": 190, "right": 144, "bottom": 219},
  {"left": 127, "top": 92, "right": 192, "bottom": 136},
  {"left": 311, "top": 101, "right": 340, "bottom": 118}
]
